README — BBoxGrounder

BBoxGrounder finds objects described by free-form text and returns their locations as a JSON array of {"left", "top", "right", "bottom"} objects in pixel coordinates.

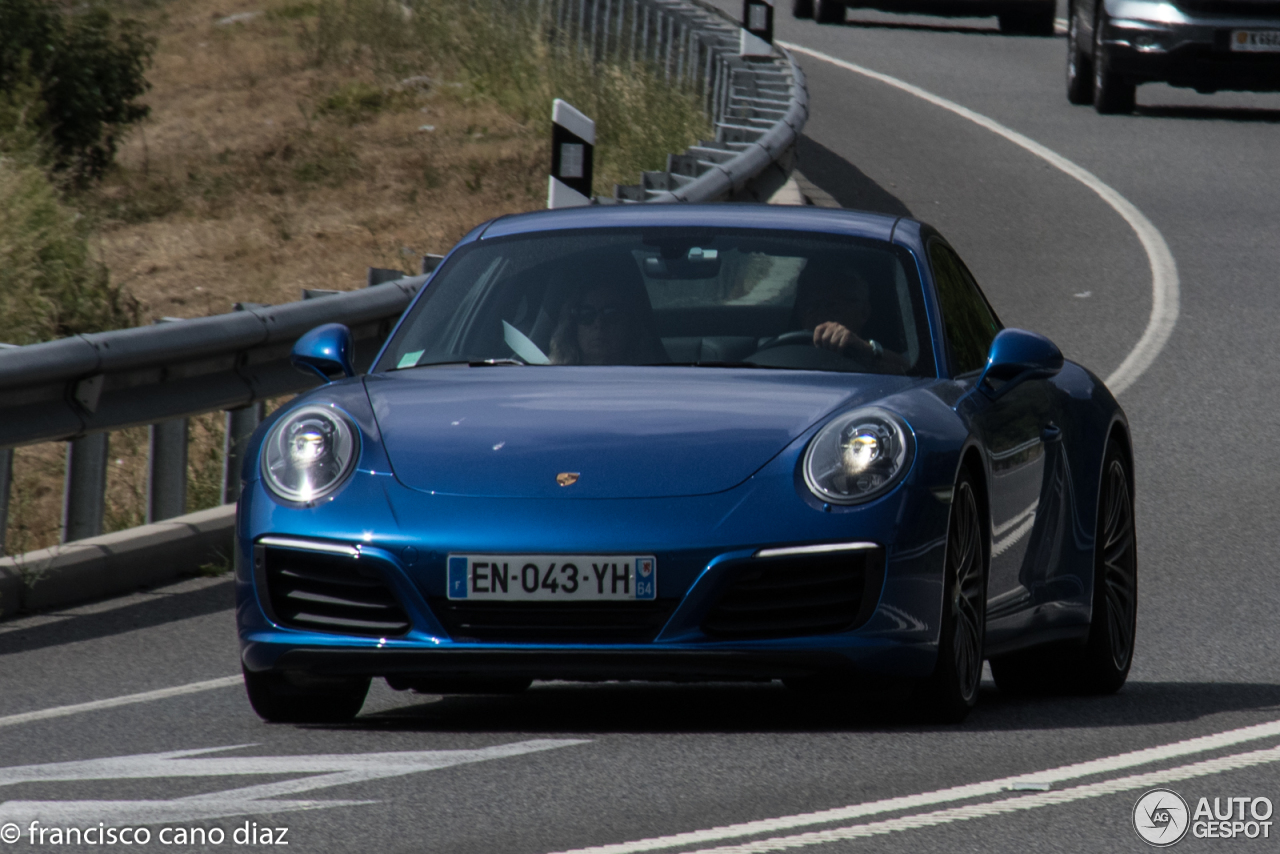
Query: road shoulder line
[{"left": 779, "top": 41, "right": 1179, "bottom": 397}]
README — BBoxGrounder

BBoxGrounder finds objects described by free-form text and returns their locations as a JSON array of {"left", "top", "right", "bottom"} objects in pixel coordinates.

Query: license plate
[
  {"left": 1230, "top": 29, "right": 1280, "bottom": 52},
  {"left": 447, "top": 554, "right": 657, "bottom": 601}
]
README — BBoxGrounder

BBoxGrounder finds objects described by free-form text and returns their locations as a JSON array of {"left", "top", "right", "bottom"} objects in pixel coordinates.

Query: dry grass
[
  {"left": 3, "top": 0, "right": 711, "bottom": 557},
  {"left": 89, "top": 1, "right": 553, "bottom": 314}
]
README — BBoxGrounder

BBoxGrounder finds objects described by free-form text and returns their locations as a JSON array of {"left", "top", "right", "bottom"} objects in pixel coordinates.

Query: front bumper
[
  {"left": 1103, "top": 1, "right": 1280, "bottom": 90},
  {"left": 236, "top": 436, "right": 956, "bottom": 684}
]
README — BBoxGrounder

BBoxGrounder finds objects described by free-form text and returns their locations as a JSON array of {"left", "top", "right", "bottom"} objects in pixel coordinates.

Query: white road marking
[
  {"left": 682, "top": 743, "right": 1280, "bottom": 853},
  {"left": 0, "top": 676, "right": 241, "bottom": 729},
  {"left": 779, "top": 42, "right": 1180, "bottom": 397},
  {"left": 551, "top": 717, "right": 1280, "bottom": 854},
  {"left": 0, "top": 740, "right": 588, "bottom": 825}
]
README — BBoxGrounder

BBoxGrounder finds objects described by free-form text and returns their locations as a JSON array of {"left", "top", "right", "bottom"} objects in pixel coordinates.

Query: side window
[{"left": 929, "top": 242, "right": 1001, "bottom": 376}]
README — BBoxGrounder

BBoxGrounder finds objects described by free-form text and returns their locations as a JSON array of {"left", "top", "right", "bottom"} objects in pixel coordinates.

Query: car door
[{"left": 930, "top": 241, "right": 1063, "bottom": 636}]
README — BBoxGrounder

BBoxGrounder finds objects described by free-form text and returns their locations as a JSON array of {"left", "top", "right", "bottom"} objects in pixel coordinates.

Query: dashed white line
[
  {"left": 551, "top": 717, "right": 1280, "bottom": 854},
  {"left": 778, "top": 41, "right": 1180, "bottom": 397},
  {"left": 0, "top": 676, "right": 241, "bottom": 729}
]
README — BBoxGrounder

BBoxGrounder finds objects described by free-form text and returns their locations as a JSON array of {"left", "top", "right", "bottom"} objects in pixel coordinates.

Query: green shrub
[
  {"left": 0, "top": 0, "right": 154, "bottom": 181},
  {"left": 0, "top": 158, "right": 137, "bottom": 344}
]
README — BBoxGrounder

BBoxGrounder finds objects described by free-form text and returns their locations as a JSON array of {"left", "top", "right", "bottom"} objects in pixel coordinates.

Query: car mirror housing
[
  {"left": 292, "top": 323, "right": 355, "bottom": 382},
  {"left": 978, "top": 328, "right": 1063, "bottom": 397}
]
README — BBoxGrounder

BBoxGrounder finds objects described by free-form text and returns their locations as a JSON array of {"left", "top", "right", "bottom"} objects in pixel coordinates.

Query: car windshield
[{"left": 376, "top": 227, "right": 934, "bottom": 376}]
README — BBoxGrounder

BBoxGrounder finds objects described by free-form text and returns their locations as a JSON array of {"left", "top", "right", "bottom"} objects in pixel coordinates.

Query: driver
[{"left": 794, "top": 261, "right": 907, "bottom": 373}]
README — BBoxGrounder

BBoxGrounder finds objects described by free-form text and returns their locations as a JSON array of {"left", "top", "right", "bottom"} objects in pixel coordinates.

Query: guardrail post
[
  {"left": 665, "top": 15, "right": 674, "bottom": 82},
  {"left": 63, "top": 433, "right": 108, "bottom": 543},
  {"left": 223, "top": 403, "right": 265, "bottom": 505},
  {"left": 0, "top": 448, "right": 12, "bottom": 555},
  {"left": 640, "top": 6, "right": 649, "bottom": 64},
  {"left": 147, "top": 418, "right": 189, "bottom": 523},
  {"left": 601, "top": 0, "right": 612, "bottom": 56}
]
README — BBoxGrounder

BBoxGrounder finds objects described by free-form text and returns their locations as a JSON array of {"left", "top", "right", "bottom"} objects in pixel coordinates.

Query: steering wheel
[
  {"left": 754, "top": 330, "right": 820, "bottom": 352},
  {"left": 751, "top": 329, "right": 878, "bottom": 370}
]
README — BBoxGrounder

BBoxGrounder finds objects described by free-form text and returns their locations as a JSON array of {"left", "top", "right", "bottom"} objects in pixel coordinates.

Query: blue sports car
[{"left": 235, "top": 204, "right": 1137, "bottom": 723}]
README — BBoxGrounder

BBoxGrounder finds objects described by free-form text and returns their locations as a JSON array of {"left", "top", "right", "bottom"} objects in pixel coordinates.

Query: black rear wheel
[
  {"left": 999, "top": 2, "right": 1055, "bottom": 36},
  {"left": 1075, "top": 441, "right": 1137, "bottom": 692},
  {"left": 914, "top": 471, "right": 986, "bottom": 723},
  {"left": 792, "top": 0, "right": 815, "bottom": 18},
  {"left": 814, "top": 0, "right": 845, "bottom": 24},
  {"left": 243, "top": 666, "right": 370, "bottom": 723},
  {"left": 991, "top": 439, "right": 1136, "bottom": 695}
]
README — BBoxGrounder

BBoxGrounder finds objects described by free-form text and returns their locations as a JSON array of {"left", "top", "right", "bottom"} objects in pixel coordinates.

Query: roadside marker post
[
  {"left": 740, "top": 0, "right": 775, "bottom": 57},
  {"left": 547, "top": 99, "right": 595, "bottom": 209}
]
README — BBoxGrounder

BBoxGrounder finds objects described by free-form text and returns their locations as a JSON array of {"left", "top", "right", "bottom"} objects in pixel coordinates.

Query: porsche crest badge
[{"left": 556, "top": 472, "right": 580, "bottom": 487}]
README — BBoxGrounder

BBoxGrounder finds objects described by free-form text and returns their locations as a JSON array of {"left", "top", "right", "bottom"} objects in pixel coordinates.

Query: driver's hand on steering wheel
[{"left": 813, "top": 322, "right": 867, "bottom": 356}]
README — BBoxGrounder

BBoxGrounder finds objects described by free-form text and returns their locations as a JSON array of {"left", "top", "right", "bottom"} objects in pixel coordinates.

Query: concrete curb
[{"left": 0, "top": 504, "right": 236, "bottom": 619}]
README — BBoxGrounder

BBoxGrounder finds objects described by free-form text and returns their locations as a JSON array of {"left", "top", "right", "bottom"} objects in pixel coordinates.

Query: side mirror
[
  {"left": 977, "top": 328, "right": 1062, "bottom": 397},
  {"left": 292, "top": 323, "right": 355, "bottom": 382}
]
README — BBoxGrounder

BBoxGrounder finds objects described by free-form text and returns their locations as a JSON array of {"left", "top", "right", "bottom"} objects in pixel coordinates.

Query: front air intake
[
  {"left": 257, "top": 542, "right": 411, "bottom": 637},
  {"left": 701, "top": 547, "right": 885, "bottom": 639}
]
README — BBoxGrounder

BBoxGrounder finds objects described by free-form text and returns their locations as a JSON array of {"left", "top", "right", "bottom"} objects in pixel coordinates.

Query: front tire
[
  {"left": 814, "top": 0, "right": 844, "bottom": 24},
  {"left": 243, "top": 666, "right": 370, "bottom": 723},
  {"left": 914, "top": 470, "right": 987, "bottom": 723},
  {"left": 1093, "top": 20, "right": 1136, "bottom": 113},
  {"left": 792, "top": 0, "right": 815, "bottom": 18},
  {"left": 1066, "top": 8, "right": 1095, "bottom": 104}
]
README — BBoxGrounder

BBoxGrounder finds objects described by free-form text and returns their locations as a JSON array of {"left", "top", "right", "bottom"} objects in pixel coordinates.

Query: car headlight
[
  {"left": 803, "top": 407, "right": 913, "bottom": 505},
  {"left": 261, "top": 405, "right": 359, "bottom": 503}
]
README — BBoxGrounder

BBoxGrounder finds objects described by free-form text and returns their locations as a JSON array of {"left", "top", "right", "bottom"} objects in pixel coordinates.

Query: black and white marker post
[
  {"left": 547, "top": 99, "right": 596, "bottom": 209},
  {"left": 740, "top": 0, "right": 775, "bottom": 57}
]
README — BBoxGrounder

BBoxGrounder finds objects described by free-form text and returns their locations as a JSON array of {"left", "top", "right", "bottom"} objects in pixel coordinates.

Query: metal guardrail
[{"left": 0, "top": 0, "right": 808, "bottom": 563}]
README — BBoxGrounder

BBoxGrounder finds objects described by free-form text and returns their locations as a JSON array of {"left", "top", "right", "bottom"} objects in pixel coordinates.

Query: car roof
[{"left": 477, "top": 203, "right": 905, "bottom": 243}]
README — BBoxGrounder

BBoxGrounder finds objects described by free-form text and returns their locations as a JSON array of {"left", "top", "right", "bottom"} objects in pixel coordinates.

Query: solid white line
[
  {"left": 683, "top": 744, "right": 1280, "bottom": 853},
  {"left": 0, "top": 676, "right": 241, "bottom": 729},
  {"left": 550, "top": 717, "right": 1280, "bottom": 854},
  {"left": 778, "top": 42, "right": 1179, "bottom": 397}
]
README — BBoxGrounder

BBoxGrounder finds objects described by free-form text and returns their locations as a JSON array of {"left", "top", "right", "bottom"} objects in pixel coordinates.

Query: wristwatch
[{"left": 868, "top": 339, "right": 884, "bottom": 359}]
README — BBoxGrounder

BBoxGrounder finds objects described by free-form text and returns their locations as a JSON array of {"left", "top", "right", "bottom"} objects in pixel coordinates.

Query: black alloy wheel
[
  {"left": 1093, "top": 15, "right": 1136, "bottom": 113},
  {"left": 243, "top": 666, "right": 370, "bottom": 723},
  {"left": 1066, "top": 6, "right": 1095, "bottom": 103},
  {"left": 915, "top": 470, "right": 986, "bottom": 722},
  {"left": 1076, "top": 441, "right": 1137, "bottom": 692},
  {"left": 814, "top": 0, "right": 845, "bottom": 24},
  {"left": 990, "top": 438, "right": 1136, "bottom": 695},
  {"left": 793, "top": 0, "right": 815, "bottom": 18}
]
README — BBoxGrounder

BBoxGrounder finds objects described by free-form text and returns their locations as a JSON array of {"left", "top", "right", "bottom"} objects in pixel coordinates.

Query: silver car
[{"left": 1068, "top": 0, "right": 1280, "bottom": 112}]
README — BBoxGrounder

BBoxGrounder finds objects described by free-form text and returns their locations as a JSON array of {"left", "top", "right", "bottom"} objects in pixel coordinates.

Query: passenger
[
  {"left": 548, "top": 257, "right": 666, "bottom": 366},
  {"left": 794, "top": 261, "right": 908, "bottom": 374}
]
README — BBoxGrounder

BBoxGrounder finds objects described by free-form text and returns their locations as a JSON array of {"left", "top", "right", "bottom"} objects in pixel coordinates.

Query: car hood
[{"left": 365, "top": 367, "right": 917, "bottom": 499}]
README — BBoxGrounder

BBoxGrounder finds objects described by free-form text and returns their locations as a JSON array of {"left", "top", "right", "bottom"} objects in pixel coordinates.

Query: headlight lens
[
  {"left": 262, "top": 405, "right": 358, "bottom": 502},
  {"left": 803, "top": 407, "right": 913, "bottom": 505}
]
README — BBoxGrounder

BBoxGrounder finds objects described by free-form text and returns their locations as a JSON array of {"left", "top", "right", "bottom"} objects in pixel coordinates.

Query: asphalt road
[{"left": 4, "top": 7, "right": 1280, "bottom": 853}]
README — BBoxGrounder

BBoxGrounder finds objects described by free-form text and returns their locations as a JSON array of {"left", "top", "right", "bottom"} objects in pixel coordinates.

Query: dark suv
[
  {"left": 793, "top": 0, "right": 1058, "bottom": 36},
  {"left": 1068, "top": 0, "right": 1280, "bottom": 112}
]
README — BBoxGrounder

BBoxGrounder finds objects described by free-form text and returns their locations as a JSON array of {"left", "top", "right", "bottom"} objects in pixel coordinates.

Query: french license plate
[
  {"left": 1230, "top": 30, "right": 1280, "bottom": 52},
  {"left": 447, "top": 554, "right": 657, "bottom": 601}
]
